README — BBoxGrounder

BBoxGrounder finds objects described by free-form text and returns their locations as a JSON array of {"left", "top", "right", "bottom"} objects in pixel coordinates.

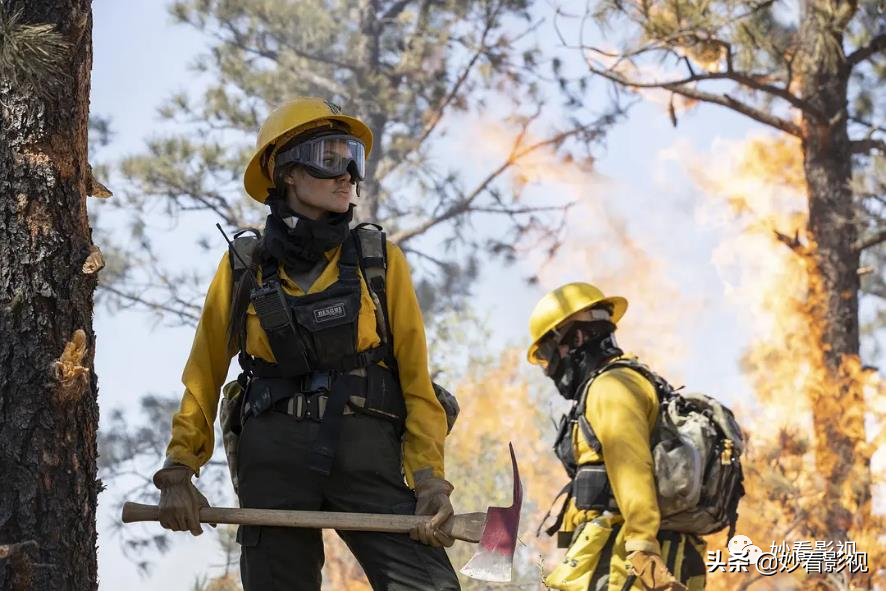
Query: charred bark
[
  {"left": 0, "top": 2, "right": 98, "bottom": 590},
  {"left": 798, "top": 0, "right": 870, "bottom": 574}
]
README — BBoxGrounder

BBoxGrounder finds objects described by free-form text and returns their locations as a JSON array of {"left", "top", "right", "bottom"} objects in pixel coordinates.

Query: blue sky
[{"left": 88, "top": 1, "right": 808, "bottom": 589}]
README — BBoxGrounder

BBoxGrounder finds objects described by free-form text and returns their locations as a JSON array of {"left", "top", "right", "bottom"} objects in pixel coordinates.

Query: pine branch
[
  {"left": 850, "top": 138, "right": 886, "bottom": 154},
  {"left": 390, "top": 117, "right": 602, "bottom": 244},
  {"left": 586, "top": 65, "right": 804, "bottom": 137},
  {"left": 846, "top": 34, "right": 886, "bottom": 66},
  {"left": 849, "top": 115, "right": 886, "bottom": 134},
  {"left": 467, "top": 204, "right": 576, "bottom": 215},
  {"left": 0, "top": 6, "right": 70, "bottom": 97},
  {"left": 774, "top": 229, "right": 810, "bottom": 255},
  {"left": 854, "top": 229, "right": 886, "bottom": 253},
  {"left": 602, "top": 62, "right": 815, "bottom": 116},
  {"left": 97, "top": 283, "right": 201, "bottom": 325},
  {"left": 217, "top": 17, "right": 354, "bottom": 73},
  {"left": 585, "top": 40, "right": 818, "bottom": 119},
  {"left": 377, "top": 4, "right": 500, "bottom": 180},
  {"left": 399, "top": 247, "right": 452, "bottom": 271}
]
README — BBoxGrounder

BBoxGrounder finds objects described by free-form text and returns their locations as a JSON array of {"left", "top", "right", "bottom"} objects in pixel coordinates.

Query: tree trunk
[
  {"left": 354, "top": 0, "right": 387, "bottom": 224},
  {"left": 360, "top": 111, "right": 388, "bottom": 223},
  {"left": 0, "top": 2, "right": 98, "bottom": 590},
  {"left": 799, "top": 0, "right": 870, "bottom": 574}
]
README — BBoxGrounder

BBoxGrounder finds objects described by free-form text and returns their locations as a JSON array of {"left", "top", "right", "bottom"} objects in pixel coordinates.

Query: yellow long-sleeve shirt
[
  {"left": 562, "top": 362, "right": 662, "bottom": 555},
  {"left": 165, "top": 240, "right": 448, "bottom": 485}
]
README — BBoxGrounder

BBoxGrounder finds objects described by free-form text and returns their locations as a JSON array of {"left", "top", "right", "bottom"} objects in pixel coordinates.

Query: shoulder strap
[
  {"left": 574, "top": 358, "right": 672, "bottom": 455},
  {"left": 228, "top": 228, "right": 260, "bottom": 282},
  {"left": 579, "top": 358, "right": 674, "bottom": 409},
  {"left": 617, "top": 359, "right": 677, "bottom": 400},
  {"left": 352, "top": 223, "right": 398, "bottom": 371},
  {"left": 226, "top": 228, "right": 260, "bottom": 378}
]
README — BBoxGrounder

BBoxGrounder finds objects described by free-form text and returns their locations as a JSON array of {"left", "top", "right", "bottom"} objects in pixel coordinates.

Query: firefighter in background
[
  {"left": 528, "top": 283, "right": 706, "bottom": 591},
  {"left": 150, "top": 97, "right": 460, "bottom": 591}
]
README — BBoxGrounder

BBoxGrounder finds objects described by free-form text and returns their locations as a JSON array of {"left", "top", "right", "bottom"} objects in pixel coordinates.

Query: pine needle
[{"left": 0, "top": 5, "right": 71, "bottom": 97}]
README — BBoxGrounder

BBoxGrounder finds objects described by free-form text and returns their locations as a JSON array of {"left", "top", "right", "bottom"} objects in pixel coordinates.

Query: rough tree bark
[
  {"left": 580, "top": 2, "right": 879, "bottom": 573},
  {"left": 0, "top": 1, "right": 98, "bottom": 590},
  {"left": 797, "top": 3, "right": 871, "bottom": 558}
]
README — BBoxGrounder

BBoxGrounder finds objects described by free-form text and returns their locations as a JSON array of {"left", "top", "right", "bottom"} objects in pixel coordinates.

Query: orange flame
[
  {"left": 471, "top": 118, "right": 699, "bottom": 375},
  {"left": 676, "top": 133, "right": 885, "bottom": 589}
]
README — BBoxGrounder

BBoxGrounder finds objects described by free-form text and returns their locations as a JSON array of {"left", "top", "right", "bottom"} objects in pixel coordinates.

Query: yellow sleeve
[
  {"left": 165, "top": 252, "right": 236, "bottom": 475},
  {"left": 385, "top": 243, "right": 448, "bottom": 485},
  {"left": 585, "top": 367, "right": 661, "bottom": 555}
]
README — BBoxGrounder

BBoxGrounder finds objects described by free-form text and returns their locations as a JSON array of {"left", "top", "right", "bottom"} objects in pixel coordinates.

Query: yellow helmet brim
[
  {"left": 244, "top": 112, "right": 372, "bottom": 204},
  {"left": 526, "top": 289, "right": 627, "bottom": 366}
]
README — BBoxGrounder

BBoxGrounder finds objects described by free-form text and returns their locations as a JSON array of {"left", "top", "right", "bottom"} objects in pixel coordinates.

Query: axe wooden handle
[{"left": 122, "top": 502, "right": 486, "bottom": 543}]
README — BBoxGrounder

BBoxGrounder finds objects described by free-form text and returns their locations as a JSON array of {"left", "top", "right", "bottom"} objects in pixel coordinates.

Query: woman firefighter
[{"left": 151, "top": 97, "right": 461, "bottom": 591}]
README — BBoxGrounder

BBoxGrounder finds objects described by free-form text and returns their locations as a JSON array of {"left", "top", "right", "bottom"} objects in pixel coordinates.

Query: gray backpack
[{"left": 580, "top": 359, "right": 745, "bottom": 538}]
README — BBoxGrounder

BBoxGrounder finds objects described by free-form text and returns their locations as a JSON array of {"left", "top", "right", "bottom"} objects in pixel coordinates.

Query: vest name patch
[{"left": 314, "top": 303, "right": 346, "bottom": 323}]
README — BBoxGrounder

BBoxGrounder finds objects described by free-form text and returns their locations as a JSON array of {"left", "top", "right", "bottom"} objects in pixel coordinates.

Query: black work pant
[{"left": 236, "top": 409, "right": 461, "bottom": 591}]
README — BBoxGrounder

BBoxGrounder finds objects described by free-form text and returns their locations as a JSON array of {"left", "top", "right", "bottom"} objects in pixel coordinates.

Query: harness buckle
[
  {"left": 280, "top": 392, "right": 330, "bottom": 421},
  {"left": 306, "top": 370, "right": 334, "bottom": 393}
]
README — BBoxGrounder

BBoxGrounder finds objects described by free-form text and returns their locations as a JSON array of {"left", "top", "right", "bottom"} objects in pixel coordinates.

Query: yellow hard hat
[
  {"left": 243, "top": 97, "right": 374, "bottom": 203},
  {"left": 527, "top": 282, "right": 627, "bottom": 365}
]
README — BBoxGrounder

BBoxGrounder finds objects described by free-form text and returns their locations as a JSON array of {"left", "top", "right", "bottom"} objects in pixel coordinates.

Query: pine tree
[
  {"left": 565, "top": 0, "right": 883, "bottom": 586},
  {"left": 0, "top": 1, "right": 100, "bottom": 589},
  {"left": 98, "top": 0, "right": 614, "bottom": 323}
]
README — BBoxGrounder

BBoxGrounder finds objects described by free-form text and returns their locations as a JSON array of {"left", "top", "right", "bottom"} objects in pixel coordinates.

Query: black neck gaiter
[
  {"left": 262, "top": 192, "right": 354, "bottom": 273},
  {"left": 548, "top": 326, "right": 623, "bottom": 400}
]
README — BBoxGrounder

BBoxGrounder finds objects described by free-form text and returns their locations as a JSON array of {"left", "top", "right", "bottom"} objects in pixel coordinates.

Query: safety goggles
[
  {"left": 273, "top": 133, "right": 366, "bottom": 181},
  {"left": 532, "top": 308, "right": 615, "bottom": 367},
  {"left": 533, "top": 328, "right": 568, "bottom": 369}
]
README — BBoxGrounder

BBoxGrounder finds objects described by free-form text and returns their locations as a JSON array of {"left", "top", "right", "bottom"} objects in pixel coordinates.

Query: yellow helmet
[
  {"left": 243, "top": 97, "right": 374, "bottom": 203},
  {"left": 527, "top": 282, "right": 627, "bottom": 365}
]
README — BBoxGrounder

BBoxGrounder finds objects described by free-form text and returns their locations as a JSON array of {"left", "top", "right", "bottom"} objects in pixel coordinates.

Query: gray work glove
[
  {"left": 152, "top": 462, "right": 210, "bottom": 536},
  {"left": 409, "top": 476, "right": 455, "bottom": 548},
  {"left": 627, "top": 551, "right": 688, "bottom": 591}
]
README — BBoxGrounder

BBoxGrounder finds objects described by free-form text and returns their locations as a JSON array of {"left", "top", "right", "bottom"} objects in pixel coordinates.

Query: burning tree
[{"left": 555, "top": 0, "right": 884, "bottom": 587}]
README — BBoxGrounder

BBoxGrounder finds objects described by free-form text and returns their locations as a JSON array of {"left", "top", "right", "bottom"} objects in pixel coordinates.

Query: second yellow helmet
[{"left": 527, "top": 282, "right": 627, "bottom": 365}]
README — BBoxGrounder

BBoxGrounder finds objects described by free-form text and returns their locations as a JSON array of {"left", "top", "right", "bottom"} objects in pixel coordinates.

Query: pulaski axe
[{"left": 122, "top": 443, "right": 523, "bottom": 582}]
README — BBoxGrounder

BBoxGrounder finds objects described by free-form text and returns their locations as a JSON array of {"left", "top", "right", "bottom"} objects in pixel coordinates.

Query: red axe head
[{"left": 459, "top": 442, "right": 523, "bottom": 582}]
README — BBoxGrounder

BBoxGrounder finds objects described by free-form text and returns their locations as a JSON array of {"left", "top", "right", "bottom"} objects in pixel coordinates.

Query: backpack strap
[
  {"left": 574, "top": 358, "right": 673, "bottom": 455},
  {"left": 227, "top": 229, "right": 261, "bottom": 377},
  {"left": 573, "top": 361, "right": 619, "bottom": 454},
  {"left": 352, "top": 223, "right": 399, "bottom": 372},
  {"left": 228, "top": 228, "right": 260, "bottom": 282}
]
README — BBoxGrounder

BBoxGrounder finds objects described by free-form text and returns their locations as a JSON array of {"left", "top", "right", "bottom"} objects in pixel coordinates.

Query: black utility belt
[
  {"left": 572, "top": 464, "right": 618, "bottom": 512},
  {"left": 269, "top": 391, "right": 350, "bottom": 421},
  {"left": 266, "top": 391, "right": 405, "bottom": 423},
  {"left": 244, "top": 366, "right": 406, "bottom": 425}
]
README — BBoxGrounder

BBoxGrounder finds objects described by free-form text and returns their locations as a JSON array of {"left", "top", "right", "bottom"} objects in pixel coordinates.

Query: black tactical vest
[{"left": 249, "top": 235, "right": 382, "bottom": 375}]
